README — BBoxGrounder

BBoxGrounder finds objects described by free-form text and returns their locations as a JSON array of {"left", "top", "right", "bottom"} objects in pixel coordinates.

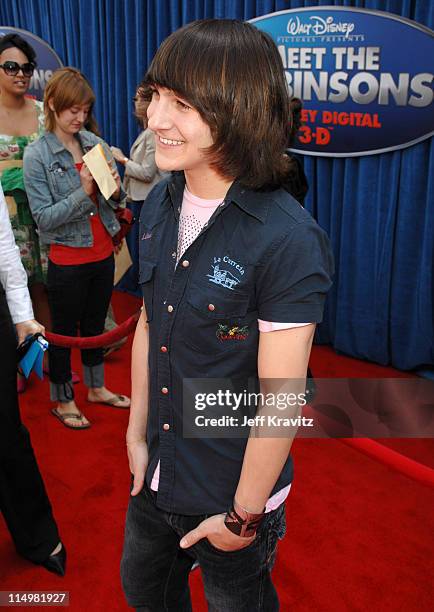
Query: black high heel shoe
[{"left": 41, "top": 543, "right": 66, "bottom": 576}]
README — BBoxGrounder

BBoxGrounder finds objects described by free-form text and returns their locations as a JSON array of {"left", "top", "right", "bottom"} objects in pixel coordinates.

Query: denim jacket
[{"left": 23, "top": 130, "right": 125, "bottom": 246}]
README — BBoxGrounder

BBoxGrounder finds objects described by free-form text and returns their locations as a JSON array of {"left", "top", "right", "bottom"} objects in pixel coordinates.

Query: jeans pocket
[
  {"left": 202, "top": 530, "right": 262, "bottom": 556},
  {"left": 265, "top": 504, "right": 286, "bottom": 567}
]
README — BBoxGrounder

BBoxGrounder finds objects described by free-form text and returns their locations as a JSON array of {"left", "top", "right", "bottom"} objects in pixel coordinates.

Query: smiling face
[
  {"left": 0, "top": 47, "right": 32, "bottom": 97},
  {"left": 147, "top": 86, "right": 214, "bottom": 177},
  {"left": 50, "top": 102, "right": 90, "bottom": 137}
]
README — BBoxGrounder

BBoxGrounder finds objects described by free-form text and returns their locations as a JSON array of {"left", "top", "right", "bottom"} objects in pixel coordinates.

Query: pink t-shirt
[{"left": 151, "top": 186, "right": 311, "bottom": 510}]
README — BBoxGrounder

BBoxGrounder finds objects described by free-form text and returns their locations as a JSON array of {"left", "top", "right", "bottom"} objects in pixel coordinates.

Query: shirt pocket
[
  {"left": 47, "top": 162, "right": 75, "bottom": 197},
  {"left": 183, "top": 285, "right": 258, "bottom": 355},
  {"left": 139, "top": 261, "right": 155, "bottom": 322}
]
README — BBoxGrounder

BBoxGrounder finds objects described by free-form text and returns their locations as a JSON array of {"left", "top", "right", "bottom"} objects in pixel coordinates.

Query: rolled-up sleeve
[
  {"left": 256, "top": 220, "right": 334, "bottom": 323},
  {"left": 0, "top": 185, "right": 33, "bottom": 323}
]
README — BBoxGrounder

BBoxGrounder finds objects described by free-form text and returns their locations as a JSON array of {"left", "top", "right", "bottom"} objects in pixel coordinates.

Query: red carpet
[{"left": 1, "top": 290, "right": 433, "bottom": 611}]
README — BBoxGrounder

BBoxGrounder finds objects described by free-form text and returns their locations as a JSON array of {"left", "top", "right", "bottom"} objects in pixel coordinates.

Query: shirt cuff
[{"left": 7, "top": 287, "right": 34, "bottom": 324}]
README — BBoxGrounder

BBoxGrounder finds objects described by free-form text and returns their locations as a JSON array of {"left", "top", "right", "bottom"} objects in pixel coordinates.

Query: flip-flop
[
  {"left": 51, "top": 408, "right": 91, "bottom": 429},
  {"left": 89, "top": 394, "right": 130, "bottom": 409}
]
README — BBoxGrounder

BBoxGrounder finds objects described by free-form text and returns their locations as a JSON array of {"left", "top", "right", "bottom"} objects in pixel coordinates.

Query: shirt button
[
  {"left": 163, "top": 423, "right": 170, "bottom": 431},
  {"left": 160, "top": 345, "right": 168, "bottom": 353},
  {"left": 182, "top": 260, "right": 190, "bottom": 268},
  {"left": 167, "top": 305, "right": 174, "bottom": 313},
  {"left": 161, "top": 387, "right": 169, "bottom": 394},
  {"left": 208, "top": 303, "right": 215, "bottom": 312}
]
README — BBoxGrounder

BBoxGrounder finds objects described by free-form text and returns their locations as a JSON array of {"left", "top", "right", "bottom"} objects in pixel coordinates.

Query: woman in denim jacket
[{"left": 24, "top": 68, "right": 130, "bottom": 429}]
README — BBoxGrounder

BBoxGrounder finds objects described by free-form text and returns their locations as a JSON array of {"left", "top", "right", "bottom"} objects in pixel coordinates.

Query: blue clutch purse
[{"left": 17, "top": 333, "right": 49, "bottom": 379}]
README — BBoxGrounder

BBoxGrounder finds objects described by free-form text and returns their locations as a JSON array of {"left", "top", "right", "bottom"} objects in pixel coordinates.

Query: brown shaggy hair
[
  {"left": 144, "top": 19, "right": 291, "bottom": 190},
  {"left": 43, "top": 67, "right": 99, "bottom": 135}
]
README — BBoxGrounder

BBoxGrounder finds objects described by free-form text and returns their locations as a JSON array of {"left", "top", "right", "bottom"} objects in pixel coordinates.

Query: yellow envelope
[
  {"left": 114, "top": 239, "right": 133, "bottom": 285},
  {"left": 82, "top": 143, "right": 117, "bottom": 200}
]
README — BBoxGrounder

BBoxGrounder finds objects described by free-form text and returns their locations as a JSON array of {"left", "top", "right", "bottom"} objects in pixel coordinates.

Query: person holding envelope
[
  {"left": 111, "top": 85, "right": 166, "bottom": 292},
  {"left": 23, "top": 67, "right": 130, "bottom": 429}
]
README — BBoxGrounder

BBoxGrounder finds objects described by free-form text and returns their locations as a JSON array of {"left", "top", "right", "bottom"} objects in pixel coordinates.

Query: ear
[{"left": 47, "top": 98, "right": 56, "bottom": 112}]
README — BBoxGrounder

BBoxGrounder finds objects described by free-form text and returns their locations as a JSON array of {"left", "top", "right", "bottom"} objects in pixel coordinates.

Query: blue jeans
[{"left": 120, "top": 483, "right": 286, "bottom": 611}]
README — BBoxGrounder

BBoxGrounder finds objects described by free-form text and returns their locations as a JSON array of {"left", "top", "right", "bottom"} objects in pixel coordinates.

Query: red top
[{"left": 49, "top": 163, "right": 113, "bottom": 265}]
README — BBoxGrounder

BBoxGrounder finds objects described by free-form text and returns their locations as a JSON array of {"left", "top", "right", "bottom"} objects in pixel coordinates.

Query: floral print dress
[{"left": 0, "top": 100, "right": 48, "bottom": 284}]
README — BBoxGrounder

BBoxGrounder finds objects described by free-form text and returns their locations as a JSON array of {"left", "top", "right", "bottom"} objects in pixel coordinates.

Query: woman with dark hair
[
  {"left": 24, "top": 67, "right": 130, "bottom": 429},
  {"left": 111, "top": 86, "right": 166, "bottom": 291},
  {"left": 0, "top": 33, "right": 49, "bottom": 392},
  {"left": 0, "top": 183, "right": 65, "bottom": 575},
  {"left": 121, "top": 19, "right": 333, "bottom": 611}
]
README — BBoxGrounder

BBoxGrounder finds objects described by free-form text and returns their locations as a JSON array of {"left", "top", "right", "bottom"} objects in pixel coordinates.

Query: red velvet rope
[
  {"left": 340, "top": 438, "right": 434, "bottom": 488},
  {"left": 45, "top": 310, "right": 141, "bottom": 348},
  {"left": 43, "top": 321, "right": 434, "bottom": 489}
]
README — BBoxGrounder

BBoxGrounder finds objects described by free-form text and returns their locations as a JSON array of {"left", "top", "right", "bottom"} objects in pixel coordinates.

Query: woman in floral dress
[{"left": 0, "top": 34, "right": 50, "bottom": 390}]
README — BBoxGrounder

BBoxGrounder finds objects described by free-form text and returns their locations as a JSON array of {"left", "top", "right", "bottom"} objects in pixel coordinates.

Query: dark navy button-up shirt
[{"left": 139, "top": 172, "right": 334, "bottom": 514}]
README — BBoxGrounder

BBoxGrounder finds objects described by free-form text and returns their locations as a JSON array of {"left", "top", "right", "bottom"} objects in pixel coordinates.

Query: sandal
[
  {"left": 89, "top": 394, "right": 130, "bottom": 409},
  {"left": 51, "top": 408, "right": 91, "bottom": 429}
]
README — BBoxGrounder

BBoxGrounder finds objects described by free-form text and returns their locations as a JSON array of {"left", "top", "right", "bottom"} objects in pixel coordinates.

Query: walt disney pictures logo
[{"left": 287, "top": 15, "right": 356, "bottom": 40}]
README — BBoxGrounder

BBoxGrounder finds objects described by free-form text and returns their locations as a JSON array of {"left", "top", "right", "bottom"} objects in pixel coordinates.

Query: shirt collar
[
  {"left": 226, "top": 182, "right": 270, "bottom": 223},
  {"left": 44, "top": 130, "right": 95, "bottom": 155},
  {"left": 167, "top": 172, "right": 185, "bottom": 217},
  {"left": 167, "top": 172, "right": 270, "bottom": 224}
]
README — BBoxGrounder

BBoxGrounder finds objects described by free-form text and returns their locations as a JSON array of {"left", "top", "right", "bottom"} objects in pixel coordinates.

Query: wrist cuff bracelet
[{"left": 224, "top": 499, "right": 265, "bottom": 538}]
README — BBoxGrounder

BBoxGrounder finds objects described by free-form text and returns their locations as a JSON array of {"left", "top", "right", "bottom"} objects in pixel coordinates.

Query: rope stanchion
[
  {"left": 340, "top": 438, "right": 434, "bottom": 489},
  {"left": 45, "top": 310, "right": 141, "bottom": 349}
]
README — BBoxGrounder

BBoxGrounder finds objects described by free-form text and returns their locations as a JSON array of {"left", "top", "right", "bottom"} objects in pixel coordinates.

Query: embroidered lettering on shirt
[
  {"left": 142, "top": 232, "right": 152, "bottom": 240},
  {"left": 207, "top": 256, "right": 245, "bottom": 291},
  {"left": 216, "top": 324, "right": 249, "bottom": 342}
]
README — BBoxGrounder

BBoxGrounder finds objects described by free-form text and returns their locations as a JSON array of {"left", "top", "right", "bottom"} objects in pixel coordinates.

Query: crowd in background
[
  {"left": 0, "top": 34, "right": 165, "bottom": 426},
  {"left": 0, "top": 33, "right": 163, "bottom": 575},
  {"left": 0, "top": 29, "right": 307, "bottom": 580}
]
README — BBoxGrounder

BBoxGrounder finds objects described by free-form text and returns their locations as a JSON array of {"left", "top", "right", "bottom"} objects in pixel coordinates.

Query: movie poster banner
[{"left": 250, "top": 7, "right": 434, "bottom": 156}]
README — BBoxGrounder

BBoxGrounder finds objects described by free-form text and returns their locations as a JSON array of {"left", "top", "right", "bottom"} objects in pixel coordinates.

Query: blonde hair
[{"left": 44, "top": 67, "right": 99, "bottom": 134}]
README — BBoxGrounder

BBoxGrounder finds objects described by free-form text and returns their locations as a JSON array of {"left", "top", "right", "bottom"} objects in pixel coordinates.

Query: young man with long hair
[{"left": 121, "top": 19, "right": 333, "bottom": 611}]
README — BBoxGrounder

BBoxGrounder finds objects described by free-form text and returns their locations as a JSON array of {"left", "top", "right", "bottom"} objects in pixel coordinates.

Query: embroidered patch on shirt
[
  {"left": 216, "top": 324, "right": 249, "bottom": 342},
  {"left": 207, "top": 256, "right": 245, "bottom": 291},
  {"left": 142, "top": 232, "right": 153, "bottom": 240}
]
